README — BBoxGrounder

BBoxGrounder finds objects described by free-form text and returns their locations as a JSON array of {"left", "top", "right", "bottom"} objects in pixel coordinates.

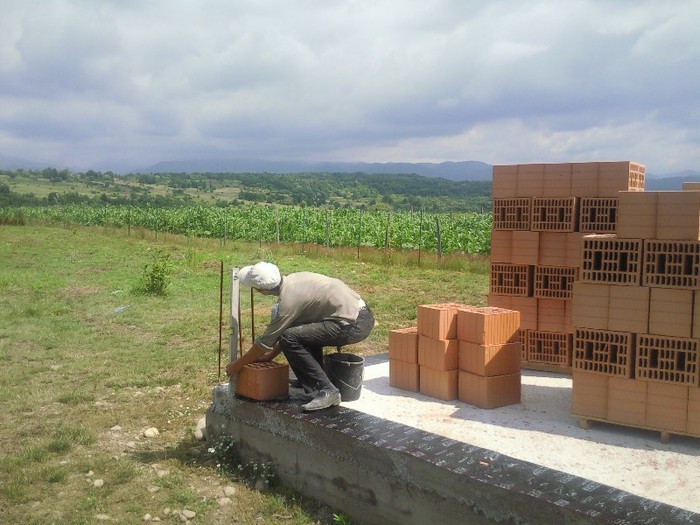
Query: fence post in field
[
  {"left": 436, "top": 215, "right": 443, "bottom": 261},
  {"left": 301, "top": 208, "right": 306, "bottom": 253},
  {"left": 384, "top": 212, "right": 391, "bottom": 252},
  {"left": 418, "top": 209, "right": 423, "bottom": 266},
  {"left": 325, "top": 208, "right": 330, "bottom": 255},
  {"left": 275, "top": 209, "right": 280, "bottom": 243},
  {"left": 127, "top": 207, "right": 131, "bottom": 236},
  {"left": 356, "top": 209, "right": 362, "bottom": 259}
]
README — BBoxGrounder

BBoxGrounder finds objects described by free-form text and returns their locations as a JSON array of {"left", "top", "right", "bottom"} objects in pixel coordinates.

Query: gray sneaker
[{"left": 301, "top": 389, "right": 341, "bottom": 411}]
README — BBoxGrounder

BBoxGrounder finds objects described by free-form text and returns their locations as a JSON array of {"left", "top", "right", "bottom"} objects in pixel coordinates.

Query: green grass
[{"left": 0, "top": 223, "right": 489, "bottom": 524}]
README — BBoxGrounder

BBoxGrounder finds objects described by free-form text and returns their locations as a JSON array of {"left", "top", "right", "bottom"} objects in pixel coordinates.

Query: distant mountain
[
  {"left": 645, "top": 170, "right": 700, "bottom": 190},
  {"left": 0, "top": 154, "right": 52, "bottom": 170},
  {"left": 140, "top": 159, "right": 493, "bottom": 181}
]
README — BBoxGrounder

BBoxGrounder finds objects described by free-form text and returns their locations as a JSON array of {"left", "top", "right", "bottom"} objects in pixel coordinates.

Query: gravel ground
[{"left": 342, "top": 354, "right": 700, "bottom": 515}]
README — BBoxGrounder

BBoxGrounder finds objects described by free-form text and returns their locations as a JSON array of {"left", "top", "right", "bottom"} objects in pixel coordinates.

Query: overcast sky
[{"left": 1, "top": 0, "right": 698, "bottom": 173}]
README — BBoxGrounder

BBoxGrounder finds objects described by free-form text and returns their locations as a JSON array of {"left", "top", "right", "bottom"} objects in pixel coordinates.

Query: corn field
[{"left": 0, "top": 204, "right": 492, "bottom": 254}]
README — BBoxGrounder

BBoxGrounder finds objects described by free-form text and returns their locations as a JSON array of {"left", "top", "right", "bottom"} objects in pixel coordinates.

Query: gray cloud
[{"left": 0, "top": 0, "right": 698, "bottom": 173}]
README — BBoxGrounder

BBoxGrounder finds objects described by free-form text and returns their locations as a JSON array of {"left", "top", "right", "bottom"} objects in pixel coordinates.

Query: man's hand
[{"left": 225, "top": 361, "right": 238, "bottom": 378}]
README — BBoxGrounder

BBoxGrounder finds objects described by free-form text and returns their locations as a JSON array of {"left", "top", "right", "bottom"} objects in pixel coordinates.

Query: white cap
[{"left": 238, "top": 262, "right": 281, "bottom": 290}]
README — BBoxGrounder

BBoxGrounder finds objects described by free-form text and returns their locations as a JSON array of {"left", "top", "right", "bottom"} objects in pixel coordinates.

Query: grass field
[{"left": 0, "top": 224, "right": 489, "bottom": 524}]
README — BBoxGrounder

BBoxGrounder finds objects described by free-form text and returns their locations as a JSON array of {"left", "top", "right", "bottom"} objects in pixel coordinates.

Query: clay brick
[
  {"left": 531, "top": 197, "right": 579, "bottom": 232},
  {"left": 580, "top": 235, "right": 642, "bottom": 286},
  {"left": 418, "top": 335, "right": 459, "bottom": 371},
  {"left": 490, "top": 230, "right": 512, "bottom": 263},
  {"left": 597, "top": 161, "right": 645, "bottom": 197},
  {"left": 636, "top": 334, "right": 699, "bottom": 386},
  {"left": 487, "top": 293, "right": 512, "bottom": 309},
  {"left": 538, "top": 232, "right": 568, "bottom": 266},
  {"left": 543, "top": 163, "right": 572, "bottom": 197},
  {"left": 537, "top": 298, "right": 568, "bottom": 333},
  {"left": 492, "top": 164, "right": 519, "bottom": 198},
  {"left": 580, "top": 198, "right": 618, "bottom": 233},
  {"left": 695, "top": 292, "right": 700, "bottom": 339},
  {"left": 419, "top": 366, "right": 458, "bottom": 401},
  {"left": 515, "top": 163, "right": 545, "bottom": 197},
  {"left": 388, "top": 326, "right": 419, "bottom": 363},
  {"left": 511, "top": 230, "right": 540, "bottom": 265},
  {"left": 492, "top": 198, "right": 532, "bottom": 230},
  {"left": 534, "top": 266, "right": 578, "bottom": 299},
  {"left": 646, "top": 381, "right": 688, "bottom": 433},
  {"left": 389, "top": 360, "right": 420, "bottom": 392},
  {"left": 572, "top": 370, "right": 608, "bottom": 419},
  {"left": 683, "top": 182, "right": 700, "bottom": 191},
  {"left": 607, "top": 285, "right": 650, "bottom": 333},
  {"left": 458, "top": 341, "right": 521, "bottom": 376},
  {"left": 458, "top": 371, "right": 521, "bottom": 409},
  {"left": 416, "top": 303, "right": 461, "bottom": 340},
  {"left": 615, "top": 191, "right": 657, "bottom": 239},
  {"left": 688, "top": 387, "right": 700, "bottom": 436},
  {"left": 456, "top": 306, "right": 520, "bottom": 345},
  {"left": 571, "top": 162, "right": 600, "bottom": 198},
  {"left": 571, "top": 282, "right": 610, "bottom": 330},
  {"left": 236, "top": 362, "right": 289, "bottom": 401},
  {"left": 526, "top": 330, "right": 572, "bottom": 366},
  {"left": 656, "top": 191, "right": 700, "bottom": 240},
  {"left": 643, "top": 239, "right": 700, "bottom": 289},
  {"left": 607, "top": 377, "right": 647, "bottom": 427},
  {"left": 490, "top": 263, "right": 533, "bottom": 296},
  {"left": 511, "top": 296, "right": 538, "bottom": 331},
  {"left": 648, "top": 288, "right": 693, "bottom": 338},
  {"left": 573, "top": 328, "right": 634, "bottom": 378},
  {"left": 565, "top": 233, "right": 584, "bottom": 267}
]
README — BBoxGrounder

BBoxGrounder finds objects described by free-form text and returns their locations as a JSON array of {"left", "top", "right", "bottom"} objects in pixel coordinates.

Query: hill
[{"left": 141, "top": 159, "right": 493, "bottom": 181}]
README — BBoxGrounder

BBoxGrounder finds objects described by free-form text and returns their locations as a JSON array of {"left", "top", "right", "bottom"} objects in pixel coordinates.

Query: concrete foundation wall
[{"left": 206, "top": 384, "right": 698, "bottom": 525}]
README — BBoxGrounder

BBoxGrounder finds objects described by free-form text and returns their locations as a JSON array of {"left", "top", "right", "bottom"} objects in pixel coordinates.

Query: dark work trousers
[{"left": 279, "top": 306, "right": 375, "bottom": 393}]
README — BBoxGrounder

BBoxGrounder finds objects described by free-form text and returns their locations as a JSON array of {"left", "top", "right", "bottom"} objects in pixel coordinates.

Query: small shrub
[{"left": 136, "top": 249, "right": 172, "bottom": 296}]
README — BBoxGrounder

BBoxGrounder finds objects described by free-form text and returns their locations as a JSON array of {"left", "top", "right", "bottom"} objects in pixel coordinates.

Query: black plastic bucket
[{"left": 324, "top": 352, "right": 364, "bottom": 401}]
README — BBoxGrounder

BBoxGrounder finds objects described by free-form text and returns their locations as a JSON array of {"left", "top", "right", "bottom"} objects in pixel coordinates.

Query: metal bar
[
  {"left": 218, "top": 261, "right": 224, "bottom": 382},
  {"left": 230, "top": 268, "right": 240, "bottom": 364},
  {"left": 250, "top": 287, "right": 256, "bottom": 342}
]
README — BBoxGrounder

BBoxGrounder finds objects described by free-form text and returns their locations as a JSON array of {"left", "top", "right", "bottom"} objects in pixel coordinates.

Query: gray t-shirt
[{"left": 255, "top": 272, "right": 363, "bottom": 350}]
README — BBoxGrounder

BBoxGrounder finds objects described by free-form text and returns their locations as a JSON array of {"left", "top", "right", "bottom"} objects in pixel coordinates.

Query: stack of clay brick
[
  {"left": 572, "top": 187, "right": 700, "bottom": 438},
  {"left": 488, "top": 161, "right": 645, "bottom": 371},
  {"left": 389, "top": 303, "right": 521, "bottom": 409}
]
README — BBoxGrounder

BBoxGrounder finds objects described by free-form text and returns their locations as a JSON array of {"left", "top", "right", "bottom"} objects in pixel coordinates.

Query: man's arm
[
  {"left": 225, "top": 344, "right": 267, "bottom": 378},
  {"left": 257, "top": 343, "right": 282, "bottom": 362}
]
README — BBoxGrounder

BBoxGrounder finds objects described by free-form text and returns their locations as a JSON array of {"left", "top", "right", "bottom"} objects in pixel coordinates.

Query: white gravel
[{"left": 343, "top": 355, "right": 700, "bottom": 514}]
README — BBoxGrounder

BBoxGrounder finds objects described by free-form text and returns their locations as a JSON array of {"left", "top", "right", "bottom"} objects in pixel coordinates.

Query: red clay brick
[
  {"left": 236, "top": 362, "right": 289, "bottom": 401},
  {"left": 458, "top": 341, "right": 521, "bottom": 376},
  {"left": 388, "top": 326, "right": 419, "bottom": 363},
  {"left": 389, "top": 360, "right": 420, "bottom": 392},
  {"left": 490, "top": 230, "right": 513, "bottom": 263},
  {"left": 531, "top": 197, "right": 579, "bottom": 232},
  {"left": 571, "top": 282, "right": 610, "bottom": 330},
  {"left": 492, "top": 198, "right": 532, "bottom": 230},
  {"left": 456, "top": 306, "right": 520, "bottom": 345},
  {"left": 526, "top": 330, "right": 573, "bottom": 366},
  {"left": 580, "top": 197, "right": 618, "bottom": 233},
  {"left": 511, "top": 231, "right": 540, "bottom": 265},
  {"left": 458, "top": 370, "right": 521, "bottom": 409},
  {"left": 648, "top": 288, "right": 693, "bottom": 338},
  {"left": 607, "top": 285, "right": 650, "bottom": 334},
  {"left": 573, "top": 328, "right": 634, "bottom": 378},
  {"left": 418, "top": 335, "right": 459, "bottom": 371},
  {"left": 636, "top": 334, "right": 699, "bottom": 386},
  {"left": 615, "top": 191, "right": 657, "bottom": 239},
  {"left": 543, "top": 163, "right": 572, "bottom": 197},
  {"left": 490, "top": 263, "right": 533, "bottom": 296},
  {"left": 572, "top": 370, "right": 608, "bottom": 419},
  {"left": 416, "top": 303, "right": 462, "bottom": 340},
  {"left": 607, "top": 377, "right": 647, "bottom": 427},
  {"left": 646, "top": 381, "right": 688, "bottom": 433},
  {"left": 534, "top": 266, "right": 578, "bottom": 300},
  {"left": 580, "top": 235, "right": 642, "bottom": 286},
  {"left": 643, "top": 239, "right": 700, "bottom": 289},
  {"left": 492, "top": 165, "right": 519, "bottom": 198},
  {"left": 571, "top": 162, "right": 600, "bottom": 198},
  {"left": 419, "top": 366, "right": 458, "bottom": 401},
  {"left": 688, "top": 387, "right": 700, "bottom": 436}
]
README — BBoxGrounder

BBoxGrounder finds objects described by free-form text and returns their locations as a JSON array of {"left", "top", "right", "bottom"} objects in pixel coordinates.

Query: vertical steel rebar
[{"left": 218, "top": 261, "right": 224, "bottom": 382}]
